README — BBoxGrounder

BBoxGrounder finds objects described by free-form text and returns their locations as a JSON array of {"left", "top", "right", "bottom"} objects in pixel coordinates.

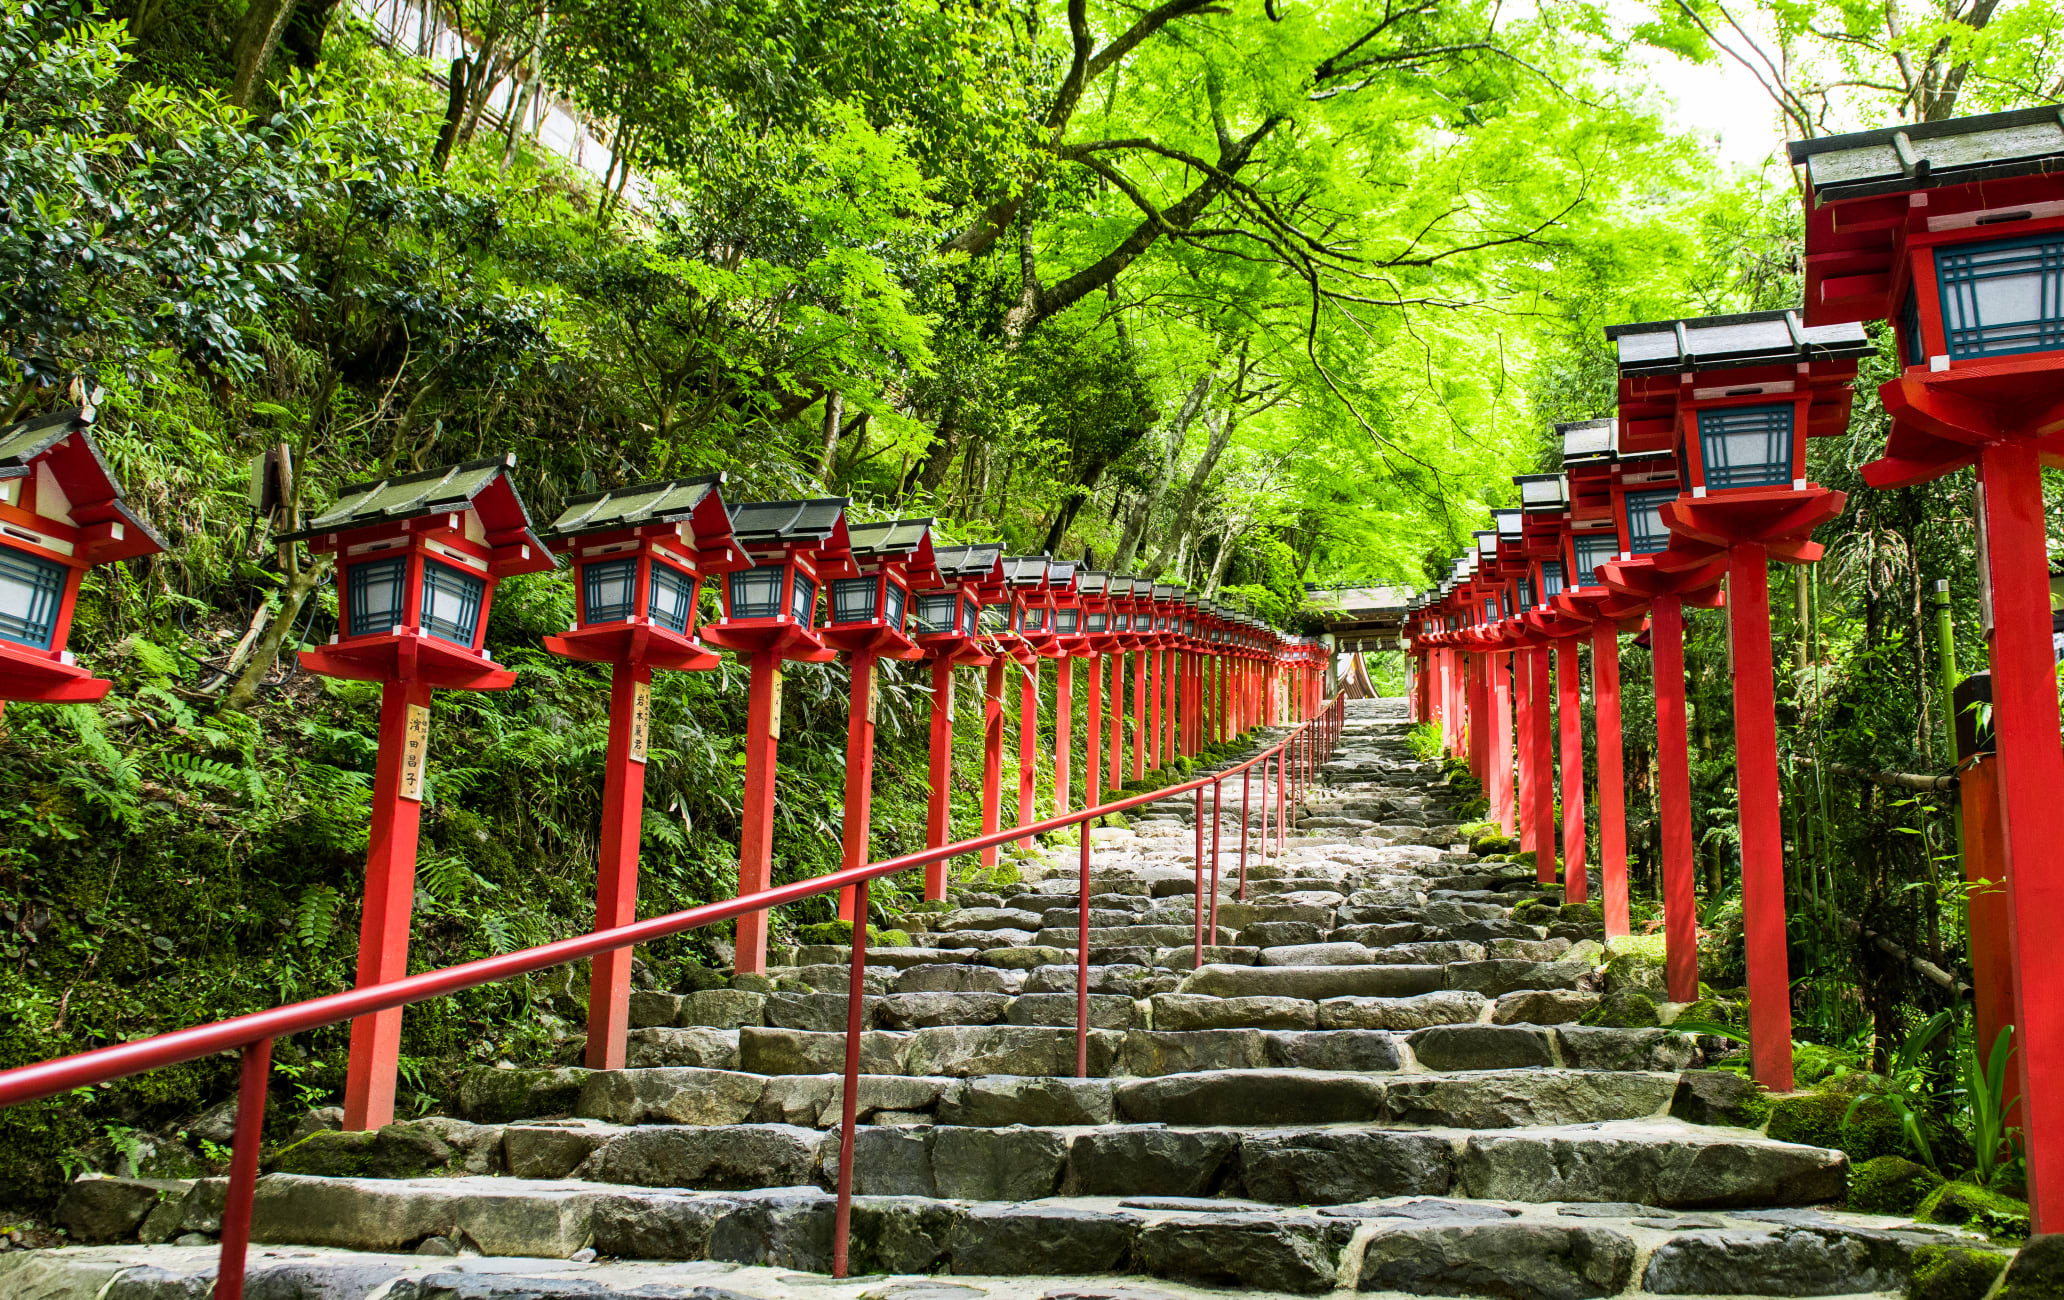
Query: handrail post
[
  {"left": 215, "top": 1037, "right": 273, "bottom": 1300},
  {"left": 1192, "top": 785, "right": 1205, "bottom": 968},
  {"left": 1276, "top": 747, "right": 1287, "bottom": 858},
  {"left": 1208, "top": 775, "right": 1222, "bottom": 939},
  {"left": 1237, "top": 765, "right": 1251, "bottom": 901},
  {"left": 832, "top": 876, "right": 871, "bottom": 1279},
  {"left": 1075, "top": 826, "right": 1092, "bottom": 1078}
]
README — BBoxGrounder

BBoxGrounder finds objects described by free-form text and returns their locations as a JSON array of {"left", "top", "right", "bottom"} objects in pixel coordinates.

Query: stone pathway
[{"left": 11, "top": 700, "right": 1990, "bottom": 1298}]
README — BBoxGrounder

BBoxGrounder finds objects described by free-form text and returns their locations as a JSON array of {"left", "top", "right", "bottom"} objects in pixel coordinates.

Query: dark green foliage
[
  {"left": 1578, "top": 990, "right": 1660, "bottom": 1029},
  {"left": 1846, "top": 1155, "right": 1944, "bottom": 1214}
]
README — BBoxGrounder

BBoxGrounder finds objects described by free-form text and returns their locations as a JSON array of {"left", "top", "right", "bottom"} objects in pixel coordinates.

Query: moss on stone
[
  {"left": 1998, "top": 1232, "right": 2064, "bottom": 1298},
  {"left": 1511, "top": 850, "right": 1537, "bottom": 868},
  {"left": 1577, "top": 988, "right": 1660, "bottom": 1028},
  {"left": 1846, "top": 1155, "right": 1944, "bottom": 1214},
  {"left": 675, "top": 963, "right": 730, "bottom": 993},
  {"left": 1918, "top": 1180, "right": 2031, "bottom": 1241},
  {"left": 1766, "top": 1088, "right": 1909, "bottom": 1163},
  {"left": 1601, "top": 949, "right": 1667, "bottom": 995},
  {"left": 265, "top": 1123, "right": 459, "bottom": 1179},
  {"left": 1909, "top": 1243, "right": 2012, "bottom": 1300}
]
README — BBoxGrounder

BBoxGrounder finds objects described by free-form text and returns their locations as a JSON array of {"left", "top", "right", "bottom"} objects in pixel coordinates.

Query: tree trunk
[
  {"left": 1113, "top": 372, "right": 1209, "bottom": 570},
  {"left": 1204, "top": 520, "right": 1239, "bottom": 593},
  {"left": 229, "top": 0, "right": 299, "bottom": 106},
  {"left": 281, "top": 0, "right": 342, "bottom": 67},
  {"left": 430, "top": 56, "right": 469, "bottom": 171},
  {"left": 220, "top": 560, "right": 327, "bottom": 716},
  {"left": 1142, "top": 406, "right": 1235, "bottom": 576},
  {"left": 816, "top": 390, "right": 844, "bottom": 485}
]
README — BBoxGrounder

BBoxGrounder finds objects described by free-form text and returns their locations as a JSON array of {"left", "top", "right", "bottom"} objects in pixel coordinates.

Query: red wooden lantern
[
  {"left": 1607, "top": 310, "right": 1872, "bottom": 1091},
  {"left": 0, "top": 404, "right": 166, "bottom": 709},
  {"left": 699, "top": 497, "right": 855, "bottom": 973},
  {"left": 286, "top": 454, "right": 553, "bottom": 1130},
  {"left": 1790, "top": 109, "right": 2064, "bottom": 1226},
  {"left": 914, "top": 542, "right": 1005, "bottom": 897},
  {"left": 540, "top": 475, "right": 747, "bottom": 1070},
  {"left": 825, "top": 519, "right": 939, "bottom": 922}
]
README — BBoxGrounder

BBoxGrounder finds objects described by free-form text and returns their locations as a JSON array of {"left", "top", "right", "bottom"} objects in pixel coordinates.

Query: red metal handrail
[{"left": 1, "top": 695, "right": 1345, "bottom": 1295}]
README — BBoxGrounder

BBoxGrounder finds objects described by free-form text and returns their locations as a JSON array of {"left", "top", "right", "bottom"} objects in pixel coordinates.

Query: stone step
[
  {"left": 52, "top": 1167, "right": 1956, "bottom": 1296},
  {"left": 459, "top": 1062, "right": 1712, "bottom": 1131}
]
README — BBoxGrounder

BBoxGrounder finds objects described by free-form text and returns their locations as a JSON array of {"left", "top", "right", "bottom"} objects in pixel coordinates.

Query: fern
[{"left": 291, "top": 886, "right": 342, "bottom": 949}]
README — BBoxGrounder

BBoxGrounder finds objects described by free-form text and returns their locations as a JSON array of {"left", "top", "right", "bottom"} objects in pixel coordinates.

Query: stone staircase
[{"left": 10, "top": 699, "right": 1982, "bottom": 1299}]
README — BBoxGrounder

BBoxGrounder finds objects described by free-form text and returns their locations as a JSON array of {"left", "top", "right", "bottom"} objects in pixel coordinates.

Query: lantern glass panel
[
  {"left": 582, "top": 557, "right": 637, "bottom": 624},
  {"left": 830, "top": 576, "right": 878, "bottom": 624},
  {"left": 1624, "top": 487, "right": 1678, "bottom": 554},
  {"left": 980, "top": 603, "right": 1008, "bottom": 633},
  {"left": 912, "top": 590, "right": 956, "bottom": 634},
  {"left": 885, "top": 581, "right": 906, "bottom": 630},
  {"left": 1517, "top": 578, "right": 1534, "bottom": 607},
  {"left": 0, "top": 544, "right": 66, "bottom": 649},
  {"left": 648, "top": 562, "right": 694, "bottom": 633},
  {"left": 1572, "top": 533, "right": 1618, "bottom": 587},
  {"left": 790, "top": 570, "right": 817, "bottom": 625},
  {"left": 1899, "top": 287, "right": 1925, "bottom": 367},
  {"left": 1482, "top": 599, "right": 1496, "bottom": 623},
  {"left": 1023, "top": 605, "right": 1047, "bottom": 631},
  {"left": 1540, "top": 561, "right": 1565, "bottom": 600},
  {"left": 728, "top": 564, "right": 785, "bottom": 619},
  {"left": 347, "top": 555, "right": 408, "bottom": 638},
  {"left": 1086, "top": 610, "right": 1107, "bottom": 632},
  {"left": 959, "top": 597, "right": 977, "bottom": 634},
  {"left": 420, "top": 559, "right": 486, "bottom": 645},
  {"left": 1056, "top": 608, "right": 1079, "bottom": 633},
  {"left": 1696, "top": 402, "right": 1794, "bottom": 490},
  {"left": 1501, "top": 590, "right": 1513, "bottom": 617},
  {"left": 1936, "top": 233, "right": 2064, "bottom": 359},
  {"left": 1184, "top": 619, "right": 1195, "bottom": 636}
]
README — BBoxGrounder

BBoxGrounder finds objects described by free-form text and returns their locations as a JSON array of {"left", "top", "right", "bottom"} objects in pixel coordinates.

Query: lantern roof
[
  {"left": 1152, "top": 582, "right": 1181, "bottom": 601},
  {"left": 1474, "top": 530, "right": 1498, "bottom": 559},
  {"left": 1787, "top": 106, "right": 2064, "bottom": 205},
  {"left": 847, "top": 517, "right": 939, "bottom": 586},
  {"left": 934, "top": 542, "right": 1004, "bottom": 584},
  {"left": 0, "top": 404, "right": 167, "bottom": 563},
  {"left": 1607, "top": 310, "right": 1874, "bottom": 375},
  {"left": 728, "top": 497, "right": 848, "bottom": 546},
  {"left": 1001, "top": 554, "right": 1052, "bottom": 588},
  {"left": 1558, "top": 419, "right": 1616, "bottom": 466},
  {"left": 1075, "top": 571, "right": 1109, "bottom": 595},
  {"left": 1515, "top": 473, "right": 1569, "bottom": 514},
  {"left": 287, "top": 452, "right": 551, "bottom": 574},
  {"left": 1047, "top": 559, "right": 1079, "bottom": 592},
  {"left": 549, "top": 473, "right": 724, "bottom": 538}
]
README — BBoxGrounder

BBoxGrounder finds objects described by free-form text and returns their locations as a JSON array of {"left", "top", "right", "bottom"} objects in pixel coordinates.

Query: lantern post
[
  {"left": 286, "top": 455, "right": 552, "bottom": 1128},
  {"left": 1126, "top": 578, "right": 1149, "bottom": 781},
  {"left": 1789, "top": 110, "right": 2064, "bottom": 1218},
  {"left": 700, "top": 499, "right": 855, "bottom": 973},
  {"left": 541, "top": 476, "right": 746, "bottom": 1069},
  {"left": 911, "top": 543, "right": 1007, "bottom": 897},
  {"left": 823, "top": 520, "right": 939, "bottom": 921},
  {"left": 0, "top": 405, "right": 167, "bottom": 714},
  {"left": 1606, "top": 310, "right": 1872, "bottom": 1092}
]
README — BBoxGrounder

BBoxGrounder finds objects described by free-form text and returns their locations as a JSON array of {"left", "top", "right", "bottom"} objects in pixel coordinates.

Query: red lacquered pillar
[
  {"left": 1960, "top": 753, "right": 2018, "bottom": 1125},
  {"left": 1727, "top": 544, "right": 1793, "bottom": 1092},
  {"left": 1018, "top": 660, "right": 1040, "bottom": 836},
  {"left": 1166, "top": 649, "right": 1179, "bottom": 759},
  {"left": 1592, "top": 623, "right": 1628, "bottom": 939},
  {"left": 1557, "top": 638, "right": 1587, "bottom": 904},
  {"left": 1085, "top": 654, "right": 1103, "bottom": 811},
  {"left": 924, "top": 658, "right": 955, "bottom": 899},
  {"left": 342, "top": 675, "right": 433, "bottom": 1129},
  {"left": 1132, "top": 649, "right": 1147, "bottom": 782},
  {"left": 1054, "top": 657, "right": 1073, "bottom": 819},
  {"left": 1514, "top": 653, "right": 1536, "bottom": 853},
  {"left": 733, "top": 649, "right": 783, "bottom": 975},
  {"left": 1468, "top": 653, "right": 1491, "bottom": 783},
  {"left": 1651, "top": 596, "right": 1699, "bottom": 1003},
  {"left": 1975, "top": 442, "right": 2064, "bottom": 1229},
  {"left": 585, "top": 661, "right": 654, "bottom": 1070},
  {"left": 1148, "top": 649, "right": 1163, "bottom": 770},
  {"left": 1109, "top": 653, "right": 1126, "bottom": 790},
  {"left": 1528, "top": 645, "right": 1556, "bottom": 886},
  {"left": 1491, "top": 653, "right": 1516, "bottom": 836},
  {"left": 980, "top": 658, "right": 1005, "bottom": 868},
  {"left": 836, "top": 652, "right": 878, "bottom": 923}
]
